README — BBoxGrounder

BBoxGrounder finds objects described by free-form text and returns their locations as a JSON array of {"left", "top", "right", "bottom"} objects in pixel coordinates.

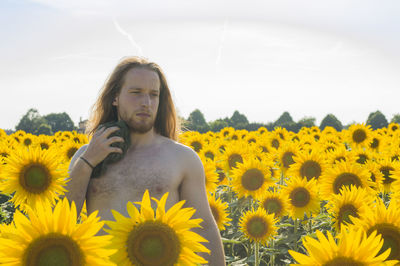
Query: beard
[{"left": 117, "top": 108, "right": 155, "bottom": 134}]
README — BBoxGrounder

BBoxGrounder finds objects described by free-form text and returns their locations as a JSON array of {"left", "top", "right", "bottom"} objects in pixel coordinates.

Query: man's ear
[{"left": 112, "top": 97, "right": 118, "bottom": 106}]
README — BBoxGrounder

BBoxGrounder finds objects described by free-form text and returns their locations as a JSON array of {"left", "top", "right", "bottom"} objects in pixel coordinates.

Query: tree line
[
  {"left": 4, "top": 108, "right": 400, "bottom": 135},
  {"left": 182, "top": 109, "right": 400, "bottom": 133}
]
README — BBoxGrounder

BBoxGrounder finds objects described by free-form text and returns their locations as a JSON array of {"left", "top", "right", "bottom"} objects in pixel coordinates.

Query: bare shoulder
[
  {"left": 161, "top": 137, "right": 204, "bottom": 178},
  {"left": 68, "top": 144, "right": 89, "bottom": 173}
]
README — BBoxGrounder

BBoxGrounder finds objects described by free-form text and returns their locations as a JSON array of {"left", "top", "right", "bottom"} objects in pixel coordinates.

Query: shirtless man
[{"left": 65, "top": 56, "right": 225, "bottom": 265}]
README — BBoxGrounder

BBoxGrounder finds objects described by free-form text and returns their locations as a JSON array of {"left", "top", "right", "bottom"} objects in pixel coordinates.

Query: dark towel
[{"left": 90, "top": 120, "right": 131, "bottom": 178}]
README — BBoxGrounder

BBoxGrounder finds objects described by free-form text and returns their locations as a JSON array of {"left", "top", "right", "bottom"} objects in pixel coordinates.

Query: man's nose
[{"left": 141, "top": 94, "right": 151, "bottom": 107}]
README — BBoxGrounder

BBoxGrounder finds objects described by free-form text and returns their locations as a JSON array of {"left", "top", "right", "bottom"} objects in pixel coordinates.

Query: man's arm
[
  {"left": 64, "top": 144, "right": 92, "bottom": 215},
  {"left": 179, "top": 147, "right": 226, "bottom": 266}
]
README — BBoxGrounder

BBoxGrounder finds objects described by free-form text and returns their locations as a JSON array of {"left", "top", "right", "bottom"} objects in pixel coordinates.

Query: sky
[{"left": 1, "top": 0, "right": 400, "bottom": 130}]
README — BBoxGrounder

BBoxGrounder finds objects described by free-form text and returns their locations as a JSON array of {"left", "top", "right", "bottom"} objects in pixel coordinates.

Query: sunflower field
[{"left": 1, "top": 123, "right": 400, "bottom": 265}]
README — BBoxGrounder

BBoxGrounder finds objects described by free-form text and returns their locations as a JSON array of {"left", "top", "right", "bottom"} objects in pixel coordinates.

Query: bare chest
[{"left": 87, "top": 147, "right": 182, "bottom": 201}]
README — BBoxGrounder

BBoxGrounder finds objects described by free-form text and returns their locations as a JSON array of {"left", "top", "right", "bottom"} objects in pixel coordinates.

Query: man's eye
[{"left": 152, "top": 94, "right": 159, "bottom": 97}]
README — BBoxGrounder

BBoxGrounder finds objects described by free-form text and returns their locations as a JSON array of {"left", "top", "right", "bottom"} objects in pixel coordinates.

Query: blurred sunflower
[
  {"left": 388, "top": 122, "right": 400, "bottom": 134},
  {"left": 0, "top": 146, "right": 68, "bottom": 211},
  {"left": 350, "top": 145, "right": 376, "bottom": 165},
  {"left": 286, "top": 148, "right": 327, "bottom": 181},
  {"left": 326, "top": 185, "right": 374, "bottom": 231},
  {"left": 104, "top": 190, "right": 210, "bottom": 265},
  {"left": 207, "top": 193, "right": 231, "bottom": 231},
  {"left": 59, "top": 141, "right": 83, "bottom": 164},
  {"left": 325, "top": 144, "right": 356, "bottom": 165},
  {"left": 199, "top": 155, "right": 219, "bottom": 194},
  {"left": 0, "top": 198, "right": 115, "bottom": 265},
  {"left": 364, "top": 159, "right": 384, "bottom": 191},
  {"left": 319, "top": 160, "right": 374, "bottom": 200},
  {"left": 376, "top": 158, "right": 400, "bottom": 193},
  {"left": 277, "top": 142, "right": 301, "bottom": 174},
  {"left": 220, "top": 140, "right": 251, "bottom": 175},
  {"left": 239, "top": 207, "right": 278, "bottom": 246},
  {"left": 32, "top": 135, "right": 53, "bottom": 151},
  {"left": 231, "top": 157, "right": 275, "bottom": 200},
  {"left": 20, "top": 133, "right": 36, "bottom": 149},
  {"left": 199, "top": 142, "right": 221, "bottom": 161},
  {"left": 350, "top": 200, "right": 400, "bottom": 261},
  {"left": 282, "top": 176, "right": 320, "bottom": 219},
  {"left": 346, "top": 124, "right": 373, "bottom": 148},
  {"left": 260, "top": 188, "right": 289, "bottom": 218},
  {"left": 289, "top": 228, "right": 398, "bottom": 265}
]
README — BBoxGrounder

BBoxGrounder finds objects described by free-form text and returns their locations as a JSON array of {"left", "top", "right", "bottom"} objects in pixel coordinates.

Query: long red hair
[{"left": 85, "top": 56, "right": 180, "bottom": 140}]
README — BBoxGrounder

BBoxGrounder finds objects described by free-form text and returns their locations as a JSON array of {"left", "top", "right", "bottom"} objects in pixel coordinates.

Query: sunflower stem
[
  {"left": 294, "top": 218, "right": 299, "bottom": 252},
  {"left": 270, "top": 239, "right": 275, "bottom": 265},
  {"left": 254, "top": 241, "right": 260, "bottom": 266}
]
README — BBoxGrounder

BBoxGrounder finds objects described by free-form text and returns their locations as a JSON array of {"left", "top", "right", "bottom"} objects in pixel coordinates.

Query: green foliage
[
  {"left": 230, "top": 111, "right": 249, "bottom": 128},
  {"left": 274, "top": 112, "right": 294, "bottom": 127},
  {"left": 185, "top": 109, "right": 210, "bottom": 133},
  {"left": 15, "top": 108, "right": 77, "bottom": 135},
  {"left": 209, "top": 120, "right": 229, "bottom": 132},
  {"left": 391, "top": 114, "right": 400, "bottom": 124},
  {"left": 320, "top": 114, "right": 343, "bottom": 131},
  {"left": 15, "top": 108, "right": 48, "bottom": 134},
  {"left": 0, "top": 194, "right": 15, "bottom": 224},
  {"left": 366, "top": 110, "right": 388, "bottom": 130},
  {"left": 44, "top": 112, "right": 76, "bottom": 132}
]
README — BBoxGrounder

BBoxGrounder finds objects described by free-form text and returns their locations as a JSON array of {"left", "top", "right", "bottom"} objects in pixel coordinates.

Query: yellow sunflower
[
  {"left": 281, "top": 176, "right": 320, "bottom": 219},
  {"left": 326, "top": 185, "right": 374, "bottom": 231},
  {"left": 104, "top": 190, "right": 210, "bottom": 265},
  {"left": 0, "top": 198, "right": 116, "bottom": 265},
  {"left": 220, "top": 140, "right": 251, "bottom": 175},
  {"left": 325, "top": 144, "right": 356, "bottom": 165},
  {"left": 350, "top": 199, "right": 400, "bottom": 261},
  {"left": 239, "top": 207, "right": 278, "bottom": 246},
  {"left": 32, "top": 135, "right": 53, "bottom": 151},
  {"left": 376, "top": 157, "right": 400, "bottom": 193},
  {"left": 59, "top": 140, "right": 84, "bottom": 164},
  {"left": 260, "top": 188, "right": 289, "bottom": 218},
  {"left": 319, "top": 160, "right": 374, "bottom": 200},
  {"left": 0, "top": 146, "right": 68, "bottom": 211},
  {"left": 199, "top": 142, "right": 221, "bottom": 161},
  {"left": 289, "top": 228, "right": 398, "bottom": 265},
  {"left": 286, "top": 148, "right": 327, "bottom": 181},
  {"left": 350, "top": 145, "right": 376, "bottom": 165},
  {"left": 346, "top": 124, "right": 373, "bottom": 148},
  {"left": 277, "top": 141, "right": 301, "bottom": 174},
  {"left": 199, "top": 155, "right": 219, "bottom": 193},
  {"left": 388, "top": 122, "right": 400, "bottom": 134},
  {"left": 207, "top": 194, "right": 231, "bottom": 231},
  {"left": 230, "top": 156, "right": 275, "bottom": 200},
  {"left": 364, "top": 159, "right": 384, "bottom": 191}
]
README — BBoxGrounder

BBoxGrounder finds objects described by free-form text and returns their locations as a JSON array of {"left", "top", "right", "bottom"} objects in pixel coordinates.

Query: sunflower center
[
  {"left": 324, "top": 257, "right": 362, "bottom": 266},
  {"left": 370, "top": 138, "right": 379, "bottom": 149},
  {"left": 368, "top": 223, "right": 400, "bottom": 260},
  {"left": 334, "top": 156, "right": 346, "bottom": 164},
  {"left": 289, "top": 187, "right": 310, "bottom": 208},
  {"left": 67, "top": 148, "right": 78, "bottom": 160},
  {"left": 352, "top": 129, "right": 367, "bottom": 143},
  {"left": 248, "top": 138, "right": 256, "bottom": 144},
  {"left": 380, "top": 166, "right": 395, "bottom": 184},
  {"left": 40, "top": 143, "right": 49, "bottom": 150},
  {"left": 205, "top": 151, "right": 215, "bottom": 160},
  {"left": 282, "top": 152, "right": 295, "bottom": 169},
  {"left": 260, "top": 146, "right": 269, "bottom": 153},
  {"left": 333, "top": 173, "right": 361, "bottom": 194},
  {"left": 228, "top": 153, "right": 243, "bottom": 170},
  {"left": 73, "top": 137, "right": 80, "bottom": 143},
  {"left": 24, "top": 138, "right": 32, "bottom": 146},
  {"left": 24, "top": 233, "right": 83, "bottom": 266},
  {"left": 271, "top": 139, "right": 280, "bottom": 149},
  {"left": 20, "top": 164, "right": 51, "bottom": 194},
  {"left": 241, "top": 168, "right": 264, "bottom": 191},
  {"left": 356, "top": 154, "right": 368, "bottom": 164},
  {"left": 263, "top": 198, "right": 282, "bottom": 216},
  {"left": 191, "top": 141, "right": 202, "bottom": 152},
  {"left": 337, "top": 204, "right": 358, "bottom": 229},
  {"left": 247, "top": 216, "right": 268, "bottom": 238},
  {"left": 210, "top": 205, "right": 220, "bottom": 223},
  {"left": 300, "top": 160, "right": 322, "bottom": 180},
  {"left": 127, "top": 221, "right": 181, "bottom": 266}
]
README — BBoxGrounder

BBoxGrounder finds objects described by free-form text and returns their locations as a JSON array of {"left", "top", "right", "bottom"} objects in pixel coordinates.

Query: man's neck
[{"left": 129, "top": 128, "right": 157, "bottom": 150}]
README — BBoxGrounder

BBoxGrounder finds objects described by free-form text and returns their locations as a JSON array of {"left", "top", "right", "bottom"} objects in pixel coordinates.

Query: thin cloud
[
  {"left": 112, "top": 16, "right": 143, "bottom": 56},
  {"left": 216, "top": 18, "right": 228, "bottom": 67}
]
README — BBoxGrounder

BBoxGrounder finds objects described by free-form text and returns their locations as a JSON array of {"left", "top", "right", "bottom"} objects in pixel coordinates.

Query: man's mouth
[{"left": 136, "top": 113, "right": 151, "bottom": 117}]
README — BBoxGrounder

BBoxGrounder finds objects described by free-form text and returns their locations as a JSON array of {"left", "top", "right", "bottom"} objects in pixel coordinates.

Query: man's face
[{"left": 112, "top": 67, "right": 160, "bottom": 133}]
